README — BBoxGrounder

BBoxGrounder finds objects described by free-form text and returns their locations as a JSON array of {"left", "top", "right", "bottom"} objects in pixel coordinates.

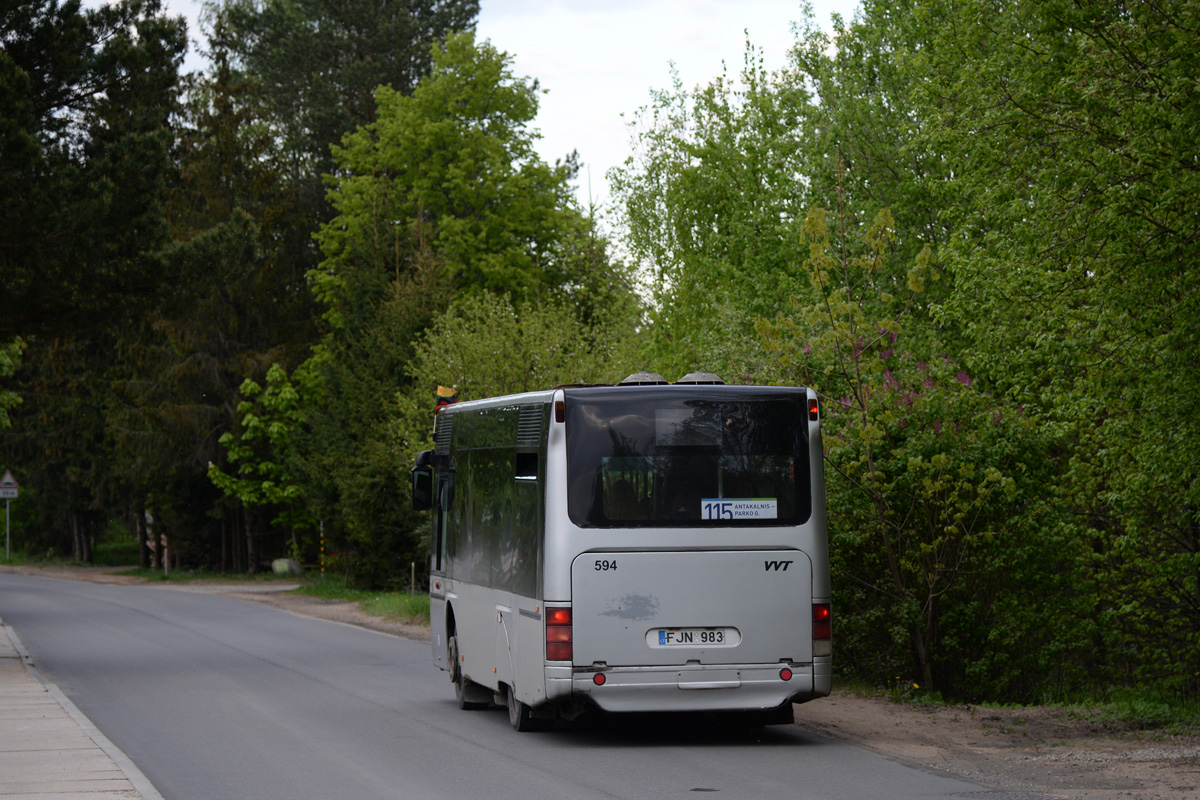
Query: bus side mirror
[{"left": 412, "top": 450, "right": 434, "bottom": 510}]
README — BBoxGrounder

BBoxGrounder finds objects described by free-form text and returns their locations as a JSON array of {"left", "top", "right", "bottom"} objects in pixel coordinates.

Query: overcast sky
[
  {"left": 134, "top": 0, "right": 861, "bottom": 208},
  {"left": 474, "top": 1, "right": 859, "bottom": 210}
]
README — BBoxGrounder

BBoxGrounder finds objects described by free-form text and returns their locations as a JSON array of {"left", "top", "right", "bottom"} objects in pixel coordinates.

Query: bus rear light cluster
[
  {"left": 812, "top": 604, "right": 831, "bottom": 640},
  {"left": 546, "top": 607, "right": 572, "bottom": 661}
]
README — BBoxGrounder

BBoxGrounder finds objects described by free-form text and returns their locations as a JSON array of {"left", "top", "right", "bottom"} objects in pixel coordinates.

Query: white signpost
[{"left": 1, "top": 470, "right": 18, "bottom": 561}]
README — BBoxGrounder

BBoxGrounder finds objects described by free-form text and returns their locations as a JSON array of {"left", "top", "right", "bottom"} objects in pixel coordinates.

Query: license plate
[{"left": 647, "top": 627, "right": 741, "bottom": 648}]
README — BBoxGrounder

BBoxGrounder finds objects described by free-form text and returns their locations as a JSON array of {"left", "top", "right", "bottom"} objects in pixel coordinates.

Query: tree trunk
[
  {"left": 157, "top": 522, "right": 167, "bottom": 574},
  {"left": 149, "top": 513, "right": 160, "bottom": 571},
  {"left": 136, "top": 509, "right": 148, "bottom": 569},
  {"left": 912, "top": 619, "right": 935, "bottom": 691},
  {"left": 70, "top": 514, "right": 82, "bottom": 562},
  {"left": 233, "top": 507, "right": 244, "bottom": 573},
  {"left": 246, "top": 507, "right": 258, "bottom": 574}
]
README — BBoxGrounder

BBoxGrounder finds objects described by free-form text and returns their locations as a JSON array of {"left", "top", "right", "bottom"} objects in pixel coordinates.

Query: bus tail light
[
  {"left": 809, "top": 397, "right": 819, "bottom": 421},
  {"left": 812, "top": 603, "right": 831, "bottom": 639},
  {"left": 546, "top": 607, "right": 572, "bottom": 661}
]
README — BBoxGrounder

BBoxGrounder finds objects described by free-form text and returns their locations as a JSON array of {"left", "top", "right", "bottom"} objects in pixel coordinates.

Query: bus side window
[{"left": 515, "top": 452, "right": 538, "bottom": 480}]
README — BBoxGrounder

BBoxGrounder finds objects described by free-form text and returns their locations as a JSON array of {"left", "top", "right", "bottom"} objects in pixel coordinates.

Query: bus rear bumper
[{"left": 552, "top": 663, "right": 822, "bottom": 713}]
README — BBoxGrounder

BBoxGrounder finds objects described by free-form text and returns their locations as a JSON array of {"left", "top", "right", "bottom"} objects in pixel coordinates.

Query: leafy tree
[
  {"left": 612, "top": 7, "right": 958, "bottom": 381},
  {"left": 394, "top": 291, "right": 639, "bottom": 458},
  {"left": 787, "top": 2, "right": 957, "bottom": 357},
  {"left": 208, "top": 363, "right": 312, "bottom": 560},
  {"left": 314, "top": 31, "right": 582, "bottom": 310},
  {"left": 0, "top": 0, "right": 187, "bottom": 340},
  {"left": 230, "top": 32, "right": 636, "bottom": 587},
  {"left": 0, "top": 340, "right": 23, "bottom": 429},
  {"left": 760, "top": 207, "right": 1088, "bottom": 699},
  {"left": 611, "top": 44, "right": 811, "bottom": 379},
  {"left": 109, "top": 212, "right": 280, "bottom": 571},
  {"left": 1, "top": 0, "right": 187, "bottom": 561},
  {"left": 914, "top": 0, "right": 1200, "bottom": 698},
  {"left": 203, "top": 0, "right": 481, "bottom": 292},
  {"left": 213, "top": 0, "right": 479, "bottom": 178}
]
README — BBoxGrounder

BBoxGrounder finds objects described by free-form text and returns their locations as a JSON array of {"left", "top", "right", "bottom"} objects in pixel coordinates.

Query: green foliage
[
  {"left": 761, "top": 207, "right": 1088, "bottom": 701},
  {"left": 294, "top": 576, "right": 431, "bottom": 625},
  {"left": 282, "top": 32, "right": 635, "bottom": 588},
  {"left": 0, "top": 339, "right": 23, "bottom": 429},
  {"left": 611, "top": 42, "right": 811, "bottom": 378},
  {"left": 213, "top": 0, "right": 479, "bottom": 179},
  {"left": 0, "top": 0, "right": 188, "bottom": 563},
  {"left": 912, "top": 0, "right": 1200, "bottom": 699},
  {"left": 0, "top": 0, "right": 187, "bottom": 340},
  {"left": 395, "top": 291, "right": 639, "bottom": 460},
  {"left": 314, "top": 31, "right": 580, "bottom": 312},
  {"left": 208, "top": 364, "right": 310, "bottom": 530}
]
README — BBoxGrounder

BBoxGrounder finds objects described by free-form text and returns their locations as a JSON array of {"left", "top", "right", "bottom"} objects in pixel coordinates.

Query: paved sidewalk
[{"left": 0, "top": 618, "right": 159, "bottom": 799}]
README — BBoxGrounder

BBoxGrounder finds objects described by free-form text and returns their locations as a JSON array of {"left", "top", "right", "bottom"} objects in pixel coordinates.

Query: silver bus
[{"left": 411, "top": 371, "right": 831, "bottom": 730}]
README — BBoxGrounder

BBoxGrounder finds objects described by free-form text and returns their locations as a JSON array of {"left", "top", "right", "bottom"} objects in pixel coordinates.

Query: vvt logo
[{"left": 764, "top": 560, "right": 793, "bottom": 571}]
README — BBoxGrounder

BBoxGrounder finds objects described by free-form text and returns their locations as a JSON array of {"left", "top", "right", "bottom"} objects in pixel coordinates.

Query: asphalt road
[{"left": 0, "top": 572, "right": 986, "bottom": 800}]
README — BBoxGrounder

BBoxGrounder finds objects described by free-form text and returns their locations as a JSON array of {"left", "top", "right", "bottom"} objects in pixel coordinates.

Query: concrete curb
[{"left": 0, "top": 616, "right": 164, "bottom": 800}]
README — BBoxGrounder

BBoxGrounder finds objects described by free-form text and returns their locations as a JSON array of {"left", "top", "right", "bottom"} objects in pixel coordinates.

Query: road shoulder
[{"left": 0, "top": 616, "right": 163, "bottom": 800}]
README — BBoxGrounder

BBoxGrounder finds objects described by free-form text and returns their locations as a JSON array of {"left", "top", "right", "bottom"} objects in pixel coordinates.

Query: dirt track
[{"left": 5, "top": 564, "right": 1198, "bottom": 799}]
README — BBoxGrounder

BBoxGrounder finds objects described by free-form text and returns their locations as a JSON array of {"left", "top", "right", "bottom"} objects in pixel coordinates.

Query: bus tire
[
  {"left": 506, "top": 686, "right": 552, "bottom": 732},
  {"left": 448, "top": 634, "right": 490, "bottom": 710}
]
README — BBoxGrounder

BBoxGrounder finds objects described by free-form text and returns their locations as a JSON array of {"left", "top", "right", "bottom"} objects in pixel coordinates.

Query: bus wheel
[
  {"left": 448, "top": 634, "right": 489, "bottom": 710},
  {"left": 506, "top": 686, "right": 551, "bottom": 732}
]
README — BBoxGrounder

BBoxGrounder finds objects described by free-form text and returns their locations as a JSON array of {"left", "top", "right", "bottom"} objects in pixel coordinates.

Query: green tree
[
  {"left": 204, "top": 0, "right": 481, "bottom": 292},
  {"left": 394, "top": 291, "right": 639, "bottom": 458},
  {"left": 234, "top": 32, "right": 637, "bottom": 587},
  {"left": 1, "top": 0, "right": 187, "bottom": 562},
  {"left": 761, "top": 208, "right": 1087, "bottom": 699},
  {"left": 214, "top": 0, "right": 479, "bottom": 179},
  {"left": 611, "top": 44, "right": 811, "bottom": 379},
  {"left": 915, "top": 0, "right": 1200, "bottom": 698},
  {"left": 208, "top": 364, "right": 312, "bottom": 561},
  {"left": 314, "top": 31, "right": 582, "bottom": 310},
  {"left": 0, "top": 339, "right": 23, "bottom": 429},
  {"left": 1, "top": 0, "right": 187, "bottom": 340}
]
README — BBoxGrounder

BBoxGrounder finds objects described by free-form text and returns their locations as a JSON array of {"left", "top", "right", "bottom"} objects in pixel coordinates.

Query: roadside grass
[
  {"left": 1061, "top": 691, "right": 1200, "bottom": 735},
  {"left": 2, "top": 543, "right": 152, "bottom": 570},
  {"left": 836, "top": 675, "right": 1200, "bottom": 735},
  {"left": 293, "top": 574, "right": 431, "bottom": 626},
  {"left": 115, "top": 566, "right": 300, "bottom": 584}
]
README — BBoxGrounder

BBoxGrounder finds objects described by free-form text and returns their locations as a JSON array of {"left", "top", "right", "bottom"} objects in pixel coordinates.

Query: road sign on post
[
  {"left": 0, "top": 470, "right": 17, "bottom": 500},
  {"left": 2, "top": 470, "right": 16, "bottom": 561}
]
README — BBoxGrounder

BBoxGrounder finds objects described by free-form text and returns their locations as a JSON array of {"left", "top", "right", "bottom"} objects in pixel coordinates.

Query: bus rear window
[{"left": 565, "top": 387, "right": 811, "bottom": 527}]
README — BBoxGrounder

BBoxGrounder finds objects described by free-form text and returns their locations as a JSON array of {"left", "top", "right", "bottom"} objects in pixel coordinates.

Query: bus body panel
[
  {"left": 568, "top": 663, "right": 815, "bottom": 713},
  {"left": 570, "top": 549, "right": 813, "bottom": 668},
  {"left": 512, "top": 601, "right": 548, "bottom": 706},
  {"left": 806, "top": 387, "right": 832, "bottom": 600},
  {"left": 430, "top": 583, "right": 447, "bottom": 669},
  {"left": 446, "top": 582, "right": 550, "bottom": 707}
]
